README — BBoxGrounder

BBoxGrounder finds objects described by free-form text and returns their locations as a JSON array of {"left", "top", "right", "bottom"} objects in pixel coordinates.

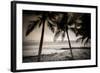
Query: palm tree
[
  {"left": 54, "top": 13, "right": 74, "bottom": 59},
  {"left": 76, "top": 14, "right": 91, "bottom": 45},
  {"left": 69, "top": 13, "right": 91, "bottom": 45},
  {"left": 26, "top": 11, "right": 57, "bottom": 62},
  {"left": 53, "top": 12, "right": 91, "bottom": 60}
]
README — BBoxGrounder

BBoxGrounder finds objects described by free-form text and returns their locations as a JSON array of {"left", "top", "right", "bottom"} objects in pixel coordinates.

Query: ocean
[{"left": 23, "top": 41, "right": 90, "bottom": 57}]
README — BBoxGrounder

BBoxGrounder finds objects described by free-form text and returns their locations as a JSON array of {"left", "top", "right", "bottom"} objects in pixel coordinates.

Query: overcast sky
[{"left": 23, "top": 12, "right": 79, "bottom": 42}]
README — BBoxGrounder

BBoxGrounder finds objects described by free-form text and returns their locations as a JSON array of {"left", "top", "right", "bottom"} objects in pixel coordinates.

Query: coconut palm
[
  {"left": 76, "top": 14, "right": 91, "bottom": 45},
  {"left": 54, "top": 12, "right": 91, "bottom": 60},
  {"left": 69, "top": 13, "right": 91, "bottom": 45},
  {"left": 54, "top": 13, "right": 74, "bottom": 59},
  {"left": 26, "top": 11, "right": 57, "bottom": 62}
]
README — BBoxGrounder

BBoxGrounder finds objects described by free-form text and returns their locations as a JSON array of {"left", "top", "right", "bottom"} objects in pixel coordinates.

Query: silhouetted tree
[
  {"left": 69, "top": 13, "right": 91, "bottom": 45},
  {"left": 54, "top": 13, "right": 74, "bottom": 59},
  {"left": 26, "top": 11, "right": 57, "bottom": 62}
]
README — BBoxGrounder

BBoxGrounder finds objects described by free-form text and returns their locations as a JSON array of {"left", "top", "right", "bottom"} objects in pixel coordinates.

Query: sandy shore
[{"left": 23, "top": 48, "right": 91, "bottom": 63}]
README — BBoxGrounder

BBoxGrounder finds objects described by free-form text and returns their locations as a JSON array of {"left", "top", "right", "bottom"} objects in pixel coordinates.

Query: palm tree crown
[{"left": 69, "top": 13, "right": 91, "bottom": 45}]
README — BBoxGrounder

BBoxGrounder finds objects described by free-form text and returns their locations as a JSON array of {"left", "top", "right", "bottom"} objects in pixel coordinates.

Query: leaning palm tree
[
  {"left": 26, "top": 11, "right": 57, "bottom": 62},
  {"left": 53, "top": 12, "right": 91, "bottom": 60},
  {"left": 54, "top": 13, "right": 74, "bottom": 59}
]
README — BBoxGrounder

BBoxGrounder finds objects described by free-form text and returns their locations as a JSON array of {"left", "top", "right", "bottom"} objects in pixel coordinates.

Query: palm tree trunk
[
  {"left": 66, "top": 30, "right": 74, "bottom": 59},
  {"left": 37, "top": 20, "right": 45, "bottom": 62}
]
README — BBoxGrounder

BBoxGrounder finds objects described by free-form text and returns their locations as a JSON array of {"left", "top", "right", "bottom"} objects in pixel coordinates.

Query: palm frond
[
  {"left": 47, "top": 20, "right": 55, "bottom": 33},
  {"left": 84, "top": 37, "right": 90, "bottom": 46},
  {"left": 38, "top": 20, "right": 42, "bottom": 27},
  {"left": 26, "top": 20, "right": 39, "bottom": 36},
  {"left": 54, "top": 30, "right": 62, "bottom": 42},
  {"left": 81, "top": 36, "right": 87, "bottom": 43},
  {"left": 76, "top": 37, "right": 82, "bottom": 42},
  {"left": 70, "top": 28, "right": 76, "bottom": 34},
  {"left": 61, "top": 31, "right": 65, "bottom": 41},
  {"left": 56, "top": 15, "right": 68, "bottom": 31}
]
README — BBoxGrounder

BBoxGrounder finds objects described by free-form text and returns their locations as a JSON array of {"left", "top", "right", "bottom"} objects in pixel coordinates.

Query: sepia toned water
[
  {"left": 23, "top": 41, "right": 90, "bottom": 57},
  {"left": 23, "top": 41, "right": 91, "bottom": 62}
]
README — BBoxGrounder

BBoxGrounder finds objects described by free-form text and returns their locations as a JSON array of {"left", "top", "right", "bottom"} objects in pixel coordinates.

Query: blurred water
[{"left": 23, "top": 41, "right": 90, "bottom": 56}]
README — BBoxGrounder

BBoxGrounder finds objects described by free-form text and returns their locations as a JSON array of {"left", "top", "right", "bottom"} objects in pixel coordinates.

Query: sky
[{"left": 23, "top": 11, "right": 79, "bottom": 42}]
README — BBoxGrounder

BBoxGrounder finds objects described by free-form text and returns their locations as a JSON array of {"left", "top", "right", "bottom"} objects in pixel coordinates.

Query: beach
[{"left": 23, "top": 41, "right": 91, "bottom": 62}]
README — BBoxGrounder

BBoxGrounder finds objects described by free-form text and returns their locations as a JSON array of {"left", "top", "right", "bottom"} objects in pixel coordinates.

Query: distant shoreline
[
  {"left": 23, "top": 47, "right": 91, "bottom": 50},
  {"left": 23, "top": 41, "right": 85, "bottom": 45},
  {"left": 60, "top": 47, "right": 90, "bottom": 50}
]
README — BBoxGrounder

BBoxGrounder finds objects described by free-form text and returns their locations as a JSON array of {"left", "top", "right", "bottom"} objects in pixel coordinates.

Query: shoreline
[{"left": 23, "top": 48, "right": 91, "bottom": 63}]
